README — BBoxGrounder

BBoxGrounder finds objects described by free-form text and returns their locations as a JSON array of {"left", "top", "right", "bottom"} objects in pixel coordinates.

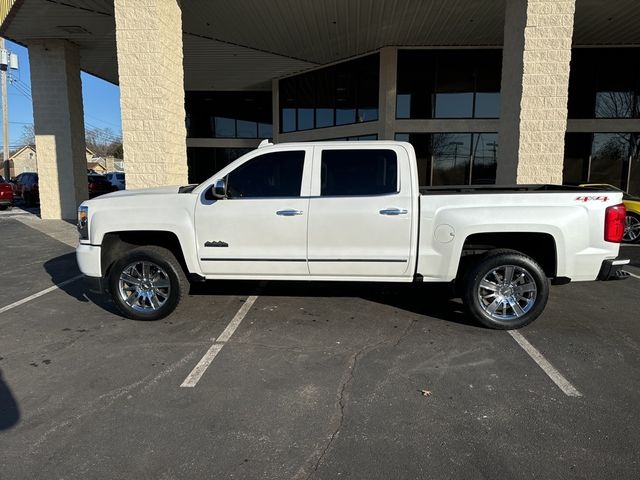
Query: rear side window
[
  {"left": 226, "top": 151, "right": 305, "bottom": 198},
  {"left": 116, "top": 173, "right": 125, "bottom": 180},
  {"left": 321, "top": 149, "right": 398, "bottom": 196}
]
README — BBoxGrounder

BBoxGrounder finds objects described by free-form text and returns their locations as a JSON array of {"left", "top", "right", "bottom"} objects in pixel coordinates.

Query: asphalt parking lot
[{"left": 1, "top": 211, "right": 639, "bottom": 479}]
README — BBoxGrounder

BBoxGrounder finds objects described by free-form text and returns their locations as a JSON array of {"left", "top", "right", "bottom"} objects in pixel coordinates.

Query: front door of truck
[
  {"left": 195, "top": 147, "right": 312, "bottom": 276},
  {"left": 307, "top": 145, "right": 414, "bottom": 277}
]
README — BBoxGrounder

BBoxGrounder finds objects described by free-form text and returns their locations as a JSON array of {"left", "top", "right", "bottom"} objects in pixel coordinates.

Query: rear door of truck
[{"left": 306, "top": 144, "right": 415, "bottom": 277}]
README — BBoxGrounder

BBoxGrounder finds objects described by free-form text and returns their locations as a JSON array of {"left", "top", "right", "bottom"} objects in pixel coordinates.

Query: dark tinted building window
[
  {"left": 395, "top": 133, "right": 497, "bottom": 186},
  {"left": 568, "top": 49, "right": 640, "bottom": 119},
  {"left": 562, "top": 133, "right": 591, "bottom": 185},
  {"left": 185, "top": 92, "right": 272, "bottom": 139},
  {"left": 226, "top": 151, "right": 305, "bottom": 198},
  {"left": 320, "top": 149, "right": 397, "bottom": 196},
  {"left": 396, "top": 50, "right": 502, "bottom": 119},
  {"left": 589, "top": 133, "right": 631, "bottom": 189},
  {"left": 279, "top": 54, "right": 379, "bottom": 132},
  {"left": 187, "top": 147, "right": 253, "bottom": 184},
  {"left": 563, "top": 132, "right": 639, "bottom": 194}
]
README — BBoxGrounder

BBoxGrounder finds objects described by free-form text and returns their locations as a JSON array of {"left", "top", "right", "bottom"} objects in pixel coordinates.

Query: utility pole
[
  {"left": 0, "top": 37, "right": 18, "bottom": 180},
  {"left": 1, "top": 37, "right": 9, "bottom": 180}
]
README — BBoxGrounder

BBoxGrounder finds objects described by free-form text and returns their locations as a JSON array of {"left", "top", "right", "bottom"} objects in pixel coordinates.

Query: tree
[
  {"left": 19, "top": 124, "right": 123, "bottom": 159},
  {"left": 19, "top": 124, "right": 35, "bottom": 146},
  {"left": 85, "top": 127, "right": 123, "bottom": 159}
]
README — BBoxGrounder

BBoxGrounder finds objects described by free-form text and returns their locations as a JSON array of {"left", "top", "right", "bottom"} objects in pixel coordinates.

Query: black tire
[
  {"left": 25, "top": 192, "right": 37, "bottom": 207},
  {"left": 0, "top": 205, "right": 8, "bottom": 211},
  {"left": 108, "top": 246, "right": 188, "bottom": 321},
  {"left": 461, "top": 249, "right": 549, "bottom": 330},
  {"left": 623, "top": 212, "right": 640, "bottom": 244}
]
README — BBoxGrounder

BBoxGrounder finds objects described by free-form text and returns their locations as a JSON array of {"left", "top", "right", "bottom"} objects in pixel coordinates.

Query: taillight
[{"left": 604, "top": 203, "right": 626, "bottom": 243}]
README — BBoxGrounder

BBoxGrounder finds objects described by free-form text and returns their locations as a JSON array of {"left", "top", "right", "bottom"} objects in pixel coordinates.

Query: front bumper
[
  {"left": 597, "top": 258, "right": 630, "bottom": 280},
  {"left": 76, "top": 243, "right": 102, "bottom": 278}
]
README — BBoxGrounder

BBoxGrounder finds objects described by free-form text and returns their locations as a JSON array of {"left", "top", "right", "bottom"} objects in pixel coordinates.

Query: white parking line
[
  {"left": 180, "top": 295, "right": 258, "bottom": 388},
  {"left": 624, "top": 270, "right": 640, "bottom": 279},
  {"left": 508, "top": 330, "right": 582, "bottom": 397},
  {"left": 0, "top": 275, "right": 83, "bottom": 315}
]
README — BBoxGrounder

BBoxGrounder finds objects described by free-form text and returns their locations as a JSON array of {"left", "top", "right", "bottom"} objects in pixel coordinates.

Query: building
[
  {"left": 1, "top": 0, "right": 639, "bottom": 219},
  {"left": 7, "top": 144, "right": 96, "bottom": 178}
]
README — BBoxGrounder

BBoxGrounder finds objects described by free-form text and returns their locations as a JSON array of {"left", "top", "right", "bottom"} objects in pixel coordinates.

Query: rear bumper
[
  {"left": 0, "top": 198, "right": 12, "bottom": 206},
  {"left": 597, "top": 258, "right": 630, "bottom": 280}
]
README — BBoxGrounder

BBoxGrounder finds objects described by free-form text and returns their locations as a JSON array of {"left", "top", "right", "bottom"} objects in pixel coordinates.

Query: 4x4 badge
[{"left": 204, "top": 241, "right": 229, "bottom": 248}]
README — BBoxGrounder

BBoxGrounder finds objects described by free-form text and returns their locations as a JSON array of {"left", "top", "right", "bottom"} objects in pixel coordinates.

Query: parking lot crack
[
  {"left": 303, "top": 339, "right": 388, "bottom": 479},
  {"left": 394, "top": 318, "right": 418, "bottom": 347}
]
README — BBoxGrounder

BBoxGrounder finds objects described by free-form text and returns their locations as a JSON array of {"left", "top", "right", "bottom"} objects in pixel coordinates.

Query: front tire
[
  {"left": 108, "top": 246, "right": 188, "bottom": 321},
  {"left": 461, "top": 249, "right": 549, "bottom": 330},
  {"left": 623, "top": 212, "right": 640, "bottom": 243}
]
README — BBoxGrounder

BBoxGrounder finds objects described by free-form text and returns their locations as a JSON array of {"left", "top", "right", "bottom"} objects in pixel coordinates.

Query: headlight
[{"left": 77, "top": 205, "right": 89, "bottom": 240}]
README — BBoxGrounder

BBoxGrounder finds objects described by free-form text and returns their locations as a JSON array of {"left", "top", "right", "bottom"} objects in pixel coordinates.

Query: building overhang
[{"left": 2, "top": 0, "right": 640, "bottom": 90}]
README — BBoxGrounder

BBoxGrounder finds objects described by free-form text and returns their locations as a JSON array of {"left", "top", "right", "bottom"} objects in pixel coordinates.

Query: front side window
[
  {"left": 320, "top": 149, "right": 397, "bottom": 196},
  {"left": 226, "top": 151, "right": 305, "bottom": 198}
]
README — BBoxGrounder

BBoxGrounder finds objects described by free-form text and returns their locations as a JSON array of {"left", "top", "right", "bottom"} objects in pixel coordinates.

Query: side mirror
[{"left": 212, "top": 178, "right": 227, "bottom": 199}]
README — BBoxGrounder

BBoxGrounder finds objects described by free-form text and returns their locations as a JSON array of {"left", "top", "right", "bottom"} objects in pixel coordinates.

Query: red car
[
  {"left": 0, "top": 175, "right": 13, "bottom": 210},
  {"left": 11, "top": 172, "right": 116, "bottom": 207}
]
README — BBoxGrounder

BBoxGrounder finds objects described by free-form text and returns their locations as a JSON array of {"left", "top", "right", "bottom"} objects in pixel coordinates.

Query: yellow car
[{"left": 580, "top": 184, "right": 640, "bottom": 243}]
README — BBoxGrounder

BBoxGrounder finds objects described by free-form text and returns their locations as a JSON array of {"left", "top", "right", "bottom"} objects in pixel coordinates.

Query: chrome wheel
[
  {"left": 623, "top": 214, "right": 640, "bottom": 243},
  {"left": 118, "top": 261, "right": 171, "bottom": 312},
  {"left": 477, "top": 265, "right": 537, "bottom": 321}
]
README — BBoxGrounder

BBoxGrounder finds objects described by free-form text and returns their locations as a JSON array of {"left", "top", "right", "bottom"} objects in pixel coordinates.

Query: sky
[{"left": 3, "top": 40, "right": 122, "bottom": 151}]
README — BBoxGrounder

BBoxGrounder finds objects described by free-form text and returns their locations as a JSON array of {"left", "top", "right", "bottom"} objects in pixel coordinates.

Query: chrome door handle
[
  {"left": 276, "top": 209, "right": 303, "bottom": 216},
  {"left": 379, "top": 208, "right": 408, "bottom": 216}
]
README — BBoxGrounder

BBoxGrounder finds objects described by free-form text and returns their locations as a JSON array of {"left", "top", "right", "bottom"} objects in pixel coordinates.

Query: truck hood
[{"left": 96, "top": 185, "right": 182, "bottom": 199}]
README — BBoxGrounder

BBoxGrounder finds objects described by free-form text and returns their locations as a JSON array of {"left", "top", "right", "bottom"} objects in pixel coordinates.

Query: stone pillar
[
  {"left": 378, "top": 47, "right": 397, "bottom": 140},
  {"left": 497, "top": 0, "right": 576, "bottom": 184},
  {"left": 28, "top": 39, "right": 88, "bottom": 220},
  {"left": 114, "top": 0, "right": 188, "bottom": 189}
]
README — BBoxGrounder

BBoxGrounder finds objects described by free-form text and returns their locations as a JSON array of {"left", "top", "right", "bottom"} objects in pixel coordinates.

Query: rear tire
[
  {"left": 108, "top": 246, "right": 188, "bottom": 321},
  {"left": 623, "top": 212, "right": 640, "bottom": 243},
  {"left": 461, "top": 249, "right": 549, "bottom": 330}
]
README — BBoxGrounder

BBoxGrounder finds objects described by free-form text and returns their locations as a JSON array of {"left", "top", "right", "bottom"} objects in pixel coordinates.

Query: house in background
[
  {"left": 8, "top": 145, "right": 97, "bottom": 177},
  {"left": 6, "top": 145, "right": 37, "bottom": 177}
]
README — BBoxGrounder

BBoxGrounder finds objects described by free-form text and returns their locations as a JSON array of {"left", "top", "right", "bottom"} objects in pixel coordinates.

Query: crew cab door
[
  {"left": 194, "top": 146, "right": 312, "bottom": 276},
  {"left": 307, "top": 145, "right": 415, "bottom": 277}
]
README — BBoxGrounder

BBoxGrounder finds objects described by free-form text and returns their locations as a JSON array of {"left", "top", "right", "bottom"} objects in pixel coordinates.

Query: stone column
[
  {"left": 378, "top": 47, "right": 397, "bottom": 140},
  {"left": 28, "top": 39, "right": 88, "bottom": 220},
  {"left": 497, "top": 0, "right": 576, "bottom": 184},
  {"left": 114, "top": 0, "right": 188, "bottom": 189}
]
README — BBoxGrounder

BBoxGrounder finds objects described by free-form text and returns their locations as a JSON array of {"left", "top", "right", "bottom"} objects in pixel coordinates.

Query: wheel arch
[
  {"left": 456, "top": 232, "right": 558, "bottom": 280},
  {"left": 101, "top": 231, "right": 193, "bottom": 281}
]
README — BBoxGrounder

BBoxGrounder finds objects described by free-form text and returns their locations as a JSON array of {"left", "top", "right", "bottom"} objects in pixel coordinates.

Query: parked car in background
[
  {"left": 105, "top": 171, "right": 125, "bottom": 190},
  {"left": 0, "top": 175, "right": 13, "bottom": 210},
  {"left": 12, "top": 172, "right": 116, "bottom": 207},
  {"left": 580, "top": 184, "right": 640, "bottom": 243},
  {"left": 12, "top": 172, "right": 39, "bottom": 207},
  {"left": 88, "top": 174, "right": 118, "bottom": 198}
]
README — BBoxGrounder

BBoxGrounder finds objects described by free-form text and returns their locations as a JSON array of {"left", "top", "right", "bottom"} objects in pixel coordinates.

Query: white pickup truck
[{"left": 76, "top": 141, "right": 629, "bottom": 329}]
